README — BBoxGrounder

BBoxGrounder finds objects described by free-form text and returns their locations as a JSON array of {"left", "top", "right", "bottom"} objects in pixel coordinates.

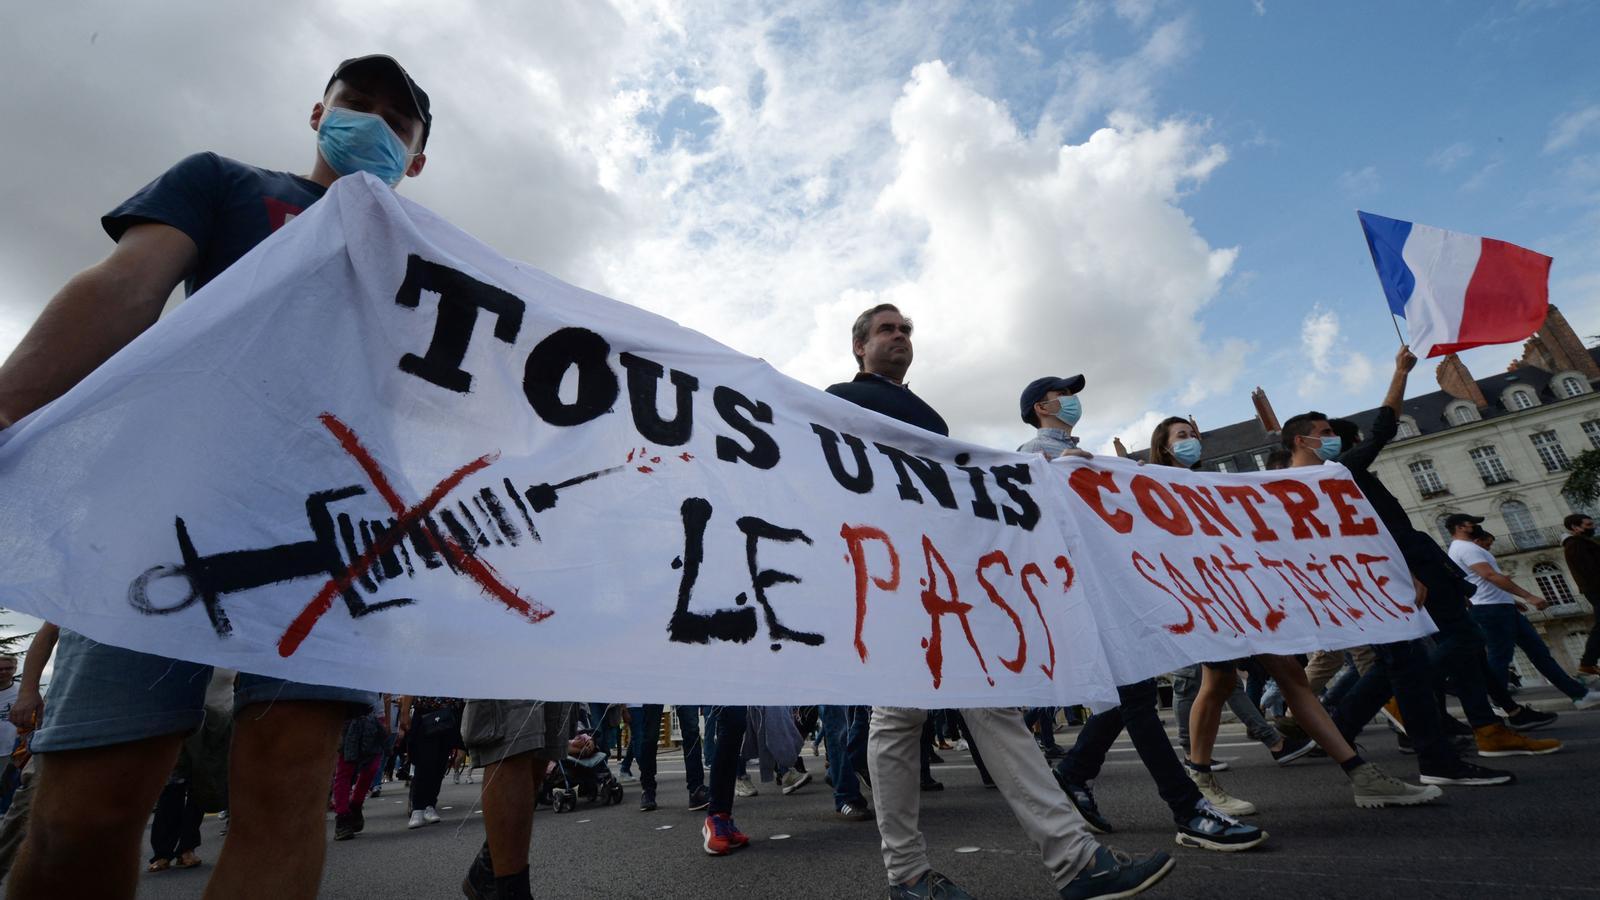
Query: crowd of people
[{"left": 0, "top": 53, "right": 1597, "bottom": 900}]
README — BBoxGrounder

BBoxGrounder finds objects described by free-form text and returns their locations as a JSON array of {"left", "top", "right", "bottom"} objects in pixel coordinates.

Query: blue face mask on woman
[
  {"left": 1052, "top": 395, "right": 1082, "bottom": 427},
  {"left": 1315, "top": 435, "right": 1342, "bottom": 461},
  {"left": 1171, "top": 437, "right": 1203, "bottom": 466},
  {"left": 317, "top": 107, "right": 412, "bottom": 186}
]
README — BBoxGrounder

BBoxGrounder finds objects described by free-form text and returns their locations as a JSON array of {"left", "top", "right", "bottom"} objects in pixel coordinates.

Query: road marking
[
  {"left": 955, "top": 846, "right": 980, "bottom": 854},
  {"left": 771, "top": 834, "right": 791, "bottom": 840}
]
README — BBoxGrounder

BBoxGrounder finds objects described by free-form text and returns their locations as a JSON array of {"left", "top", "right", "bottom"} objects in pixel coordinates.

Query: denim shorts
[{"left": 30, "top": 630, "right": 375, "bottom": 753}]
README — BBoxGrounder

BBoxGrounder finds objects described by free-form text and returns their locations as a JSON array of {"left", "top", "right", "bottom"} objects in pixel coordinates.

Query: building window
[
  {"left": 1449, "top": 404, "right": 1478, "bottom": 425},
  {"left": 1409, "top": 459, "right": 1446, "bottom": 497},
  {"left": 1561, "top": 376, "right": 1586, "bottom": 398},
  {"left": 1396, "top": 417, "right": 1420, "bottom": 439},
  {"left": 1508, "top": 389, "right": 1535, "bottom": 410},
  {"left": 1469, "top": 446, "right": 1512, "bottom": 485},
  {"left": 1530, "top": 431, "right": 1571, "bottom": 472},
  {"left": 1251, "top": 451, "right": 1269, "bottom": 471},
  {"left": 1215, "top": 459, "right": 1235, "bottom": 473},
  {"left": 1584, "top": 419, "right": 1600, "bottom": 450},
  {"left": 1533, "top": 563, "right": 1577, "bottom": 606},
  {"left": 1502, "top": 500, "right": 1540, "bottom": 550}
]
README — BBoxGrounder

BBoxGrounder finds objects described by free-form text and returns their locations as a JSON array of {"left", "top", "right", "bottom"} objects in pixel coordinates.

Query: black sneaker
[
  {"left": 1043, "top": 744, "right": 1068, "bottom": 761},
  {"left": 1441, "top": 714, "right": 1474, "bottom": 737},
  {"left": 1056, "top": 778, "right": 1114, "bottom": 834},
  {"left": 333, "top": 812, "right": 357, "bottom": 841},
  {"left": 461, "top": 842, "right": 496, "bottom": 900},
  {"left": 1271, "top": 735, "right": 1315, "bottom": 765},
  {"left": 639, "top": 789, "right": 657, "bottom": 811},
  {"left": 1059, "top": 846, "right": 1175, "bottom": 900},
  {"left": 920, "top": 778, "right": 944, "bottom": 792},
  {"left": 888, "top": 869, "right": 976, "bottom": 899},
  {"left": 1396, "top": 733, "right": 1416, "bottom": 755},
  {"left": 687, "top": 785, "right": 709, "bottom": 811},
  {"left": 1175, "top": 802, "right": 1267, "bottom": 852},
  {"left": 836, "top": 800, "right": 874, "bottom": 821},
  {"left": 1419, "top": 759, "right": 1514, "bottom": 786},
  {"left": 929, "top": 751, "right": 946, "bottom": 764},
  {"left": 352, "top": 806, "right": 365, "bottom": 834},
  {"left": 1507, "top": 706, "right": 1558, "bottom": 731}
]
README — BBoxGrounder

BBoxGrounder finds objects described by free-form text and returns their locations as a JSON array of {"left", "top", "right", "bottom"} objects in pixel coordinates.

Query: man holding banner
[
  {"left": 831, "top": 305, "right": 1174, "bottom": 900},
  {"left": 0, "top": 55, "right": 432, "bottom": 899}
]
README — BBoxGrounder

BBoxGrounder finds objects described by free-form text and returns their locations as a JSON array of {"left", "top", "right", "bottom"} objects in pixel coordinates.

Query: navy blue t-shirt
[{"left": 102, "top": 152, "right": 326, "bottom": 296}]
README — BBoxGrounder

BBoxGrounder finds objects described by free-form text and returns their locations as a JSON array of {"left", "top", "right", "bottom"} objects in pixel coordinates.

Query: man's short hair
[
  {"left": 1264, "top": 448, "right": 1293, "bottom": 470},
  {"left": 850, "top": 303, "right": 906, "bottom": 369},
  {"left": 1566, "top": 513, "right": 1594, "bottom": 531},
  {"left": 1280, "top": 411, "right": 1328, "bottom": 450}
]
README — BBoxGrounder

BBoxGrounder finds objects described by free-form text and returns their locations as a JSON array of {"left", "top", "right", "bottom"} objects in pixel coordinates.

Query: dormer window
[
  {"left": 1396, "top": 416, "right": 1420, "bottom": 439},
  {"left": 1447, "top": 402, "right": 1479, "bottom": 425},
  {"left": 1508, "top": 389, "right": 1535, "bottom": 410},
  {"left": 1559, "top": 375, "right": 1587, "bottom": 398}
]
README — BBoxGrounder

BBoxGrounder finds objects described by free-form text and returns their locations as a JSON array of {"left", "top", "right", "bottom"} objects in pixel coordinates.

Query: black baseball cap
[
  {"left": 1019, "top": 375, "right": 1086, "bottom": 424},
  {"left": 326, "top": 55, "right": 432, "bottom": 148},
  {"left": 1444, "top": 513, "right": 1485, "bottom": 531}
]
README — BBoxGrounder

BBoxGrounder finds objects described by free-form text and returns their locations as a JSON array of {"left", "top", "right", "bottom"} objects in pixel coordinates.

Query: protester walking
[{"left": 397, "top": 696, "right": 463, "bottom": 830}]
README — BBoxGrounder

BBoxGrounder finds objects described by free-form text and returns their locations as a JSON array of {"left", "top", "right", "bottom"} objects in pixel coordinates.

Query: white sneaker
[
  {"left": 465, "top": 773, "right": 474, "bottom": 784},
  {"left": 407, "top": 810, "right": 426, "bottom": 829},
  {"left": 1188, "top": 769, "right": 1257, "bottom": 816},
  {"left": 956, "top": 739, "right": 969, "bottom": 752},
  {"left": 1573, "top": 690, "right": 1600, "bottom": 711},
  {"left": 423, "top": 806, "right": 442, "bottom": 824},
  {"left": 619, "top": 770, "right": 638, "bottom": 783},
  {"left": 452, "top": 771, "right": 461, "bottom": 784},
  {"left": 734, "top": 775, "right": 759, "bottom": 797}
]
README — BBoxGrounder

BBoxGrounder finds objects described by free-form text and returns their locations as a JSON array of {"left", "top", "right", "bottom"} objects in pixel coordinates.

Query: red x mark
[{"left": 276, "top": 413, "right": 554, "bottom": 657}]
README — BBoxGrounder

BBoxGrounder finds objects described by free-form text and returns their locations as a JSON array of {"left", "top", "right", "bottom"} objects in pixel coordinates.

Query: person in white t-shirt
[
  {"left": 0, "top": 657, "right": 19, "bottom": 765},
  {"left": 1445, "top": 514, "right": 1600, "bottom": 710}
]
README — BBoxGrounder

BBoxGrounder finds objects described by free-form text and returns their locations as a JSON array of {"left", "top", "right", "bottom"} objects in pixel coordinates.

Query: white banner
[{"left": 0, "top": 175, "right": 1433, "bottom": 708}]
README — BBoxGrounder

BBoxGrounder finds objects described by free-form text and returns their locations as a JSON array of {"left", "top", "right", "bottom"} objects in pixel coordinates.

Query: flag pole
[{"left": 1357, "top": 210, "right": 1410, "bottom": 346}]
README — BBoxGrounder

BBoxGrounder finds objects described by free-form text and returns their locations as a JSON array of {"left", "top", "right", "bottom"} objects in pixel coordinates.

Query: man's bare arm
[
  {"left": 0, "top": 223, "right": 197, "bottom": 428},
  {"left": 9, "top": 622, "right": 59, "bottom": 727},
  {"left": 1467, "top": 562, "right": 1546, "bottom": 608}
]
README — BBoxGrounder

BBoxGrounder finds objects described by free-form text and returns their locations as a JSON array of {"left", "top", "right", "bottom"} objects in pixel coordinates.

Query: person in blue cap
[{"left": 1018, "top": 375, "right": 1092, "bottom": 459}]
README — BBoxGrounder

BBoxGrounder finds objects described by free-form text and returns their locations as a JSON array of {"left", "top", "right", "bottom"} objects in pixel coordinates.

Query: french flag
[{"left": 1358, "top": 211, "right": 1551, "bottom": 358}]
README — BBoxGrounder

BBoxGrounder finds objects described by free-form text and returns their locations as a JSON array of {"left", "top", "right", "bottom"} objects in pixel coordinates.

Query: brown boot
[
  {"left": 1579, "top": 663, "right": 1600, "bottom": 677},
  {"left": 1474, "top": 723, "right": 1561, "bottom": 757}
]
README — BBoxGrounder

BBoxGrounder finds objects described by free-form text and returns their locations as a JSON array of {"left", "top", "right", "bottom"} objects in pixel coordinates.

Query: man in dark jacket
[{"left": 1562, "top": 514, "right": 1600, "bottom": 677}]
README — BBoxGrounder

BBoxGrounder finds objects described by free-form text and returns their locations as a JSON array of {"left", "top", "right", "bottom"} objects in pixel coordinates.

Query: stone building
[{"left": 1134, "top": 306, "right": 1599, "bottom": 678}]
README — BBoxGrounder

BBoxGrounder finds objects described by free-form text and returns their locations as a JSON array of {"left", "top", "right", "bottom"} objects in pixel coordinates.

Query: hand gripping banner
[{"left": 0, "top": 175, "right": 1434, "bottom": 708}]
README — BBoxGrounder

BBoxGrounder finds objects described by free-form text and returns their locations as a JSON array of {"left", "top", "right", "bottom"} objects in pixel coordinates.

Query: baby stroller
[{"left": 540, "top": 731, "right": 623, "bottom": 813}]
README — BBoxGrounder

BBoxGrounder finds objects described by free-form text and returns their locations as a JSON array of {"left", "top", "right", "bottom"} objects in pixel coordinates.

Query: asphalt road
[{"left": 132, "top": 694, "right": 1599, "bottom": 900}]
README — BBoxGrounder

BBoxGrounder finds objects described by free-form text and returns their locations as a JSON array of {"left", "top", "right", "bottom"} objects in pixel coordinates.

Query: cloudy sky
[{"left": 2, "top": 0, "right": 1598, "bottom": 461}]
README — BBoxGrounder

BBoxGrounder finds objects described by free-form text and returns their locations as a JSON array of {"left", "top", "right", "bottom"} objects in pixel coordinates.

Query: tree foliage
[{"left": 1563, "top": 448, "right": 1600, "bottom": 509}]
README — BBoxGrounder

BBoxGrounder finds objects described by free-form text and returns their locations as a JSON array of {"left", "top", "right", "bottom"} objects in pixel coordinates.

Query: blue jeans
[
  {"left": 706, "top": 706, "right": 749, "bottom": 816},
  {"left": 1335, "top": 639, "right": 1454, "bottom": 767},
  {"left": 629, "top": 705, "right": 704, "bottom": 797},
  {"left": 703, "top": 707, "right": 747, "bottom": 780},
  {"left": 32, "top": 630, "right": 374, "bottom": 753},
  {"left": 1471, "top": 604, "right": 1589, "bottom": 700},
  {"left": 820, "top": 705, "right": 869, "bottom": 810}
]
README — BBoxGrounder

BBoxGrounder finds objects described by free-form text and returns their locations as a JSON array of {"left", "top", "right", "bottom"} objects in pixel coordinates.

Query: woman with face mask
[{"left": 1148, "top": 418, "right": 1443, "bottom": 813}]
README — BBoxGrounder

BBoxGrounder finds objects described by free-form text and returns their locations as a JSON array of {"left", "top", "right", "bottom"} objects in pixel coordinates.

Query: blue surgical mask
[
  {"left": 1171, "top": 437, "right": 1203, "bottom": 466},
  {"left": 317, "top": 107, "right": 412, "bottom": 186},
  {"left": 1052, "top": 395, "right": 1082, "bottom": 427},
  {"left": 1316, "top": 435, "right": 1342, "bottom": 461}
]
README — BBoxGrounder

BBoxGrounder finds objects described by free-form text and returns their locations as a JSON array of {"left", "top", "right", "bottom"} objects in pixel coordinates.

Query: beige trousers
[{"left": 868, "top": 706, "right": 1098, "bottom": 889}]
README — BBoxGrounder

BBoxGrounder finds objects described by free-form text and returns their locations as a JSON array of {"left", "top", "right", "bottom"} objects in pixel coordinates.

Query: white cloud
[
  {"left": 1, "top": 1, "right": 1239, "bottom": 457},
  {"left": 1545, "top": 105, "right": 1600, "bottom": 154},
  {"left": 1251, "top": 0, "right": 1267, "bottom": 15},
  {"left": 1427, "top": 141, "right": 1473, "bottom": 172},
  {"left": 1297, "top": 306, "right": 1375, "bottom": 398},
  {"left": 1337, "top": 165, "right": 1381, "bottom": 196}
]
